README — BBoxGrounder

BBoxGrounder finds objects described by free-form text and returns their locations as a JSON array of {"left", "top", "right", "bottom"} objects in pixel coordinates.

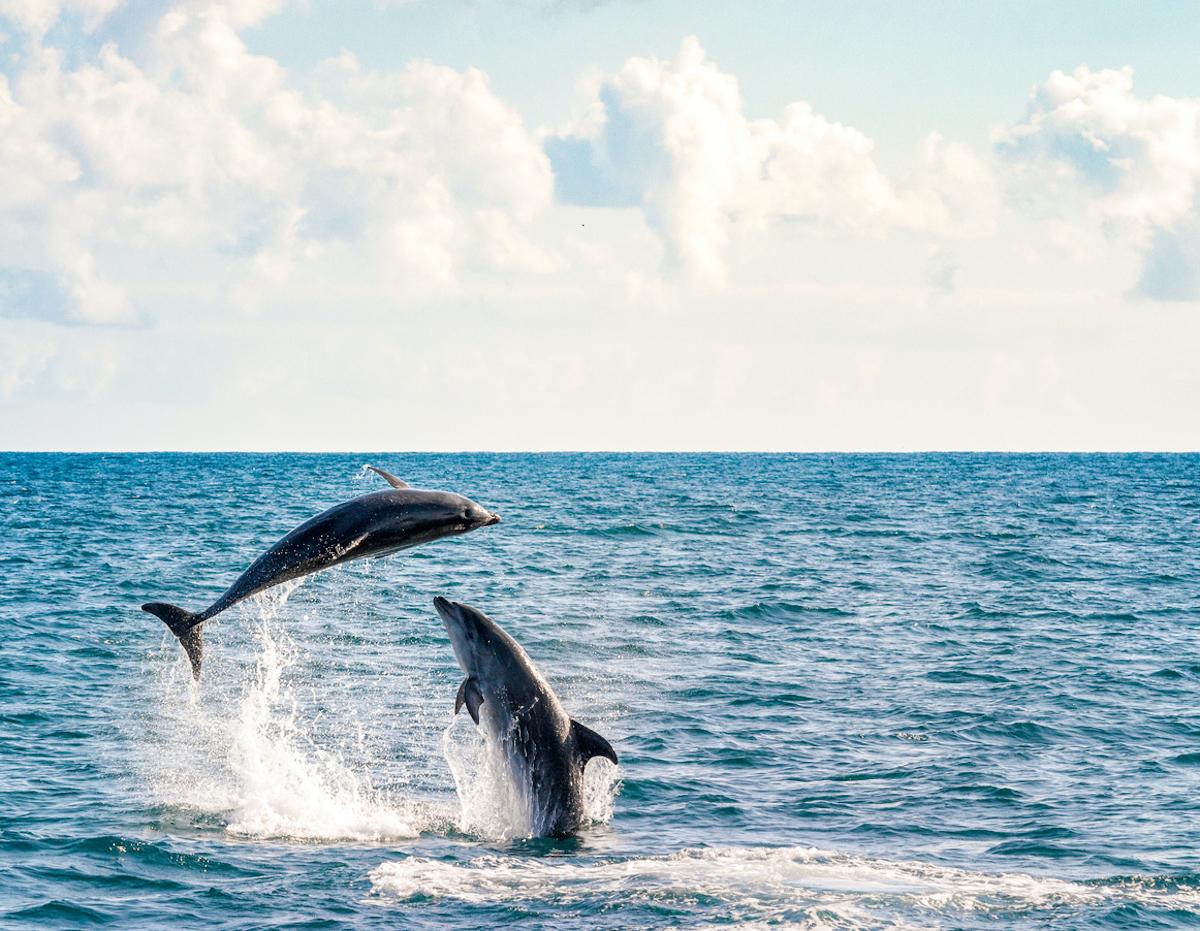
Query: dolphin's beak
[
  {"left": 434, "top": 596, "right": 472, "bottom": 673},
  {"left": 484, "top": 511, "right": 501, "bottom": 526},
  {"left": 434, "top": 595, "right": 465, "bottom": 632}
]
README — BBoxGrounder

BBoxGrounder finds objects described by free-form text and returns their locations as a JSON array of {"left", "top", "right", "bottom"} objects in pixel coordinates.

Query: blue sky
[
  {"left": 245, "top": 1, "right": 1200, "bottom": 147},
  {"left": 1, "top": 1, "right": 1198, "bottom": 450}
]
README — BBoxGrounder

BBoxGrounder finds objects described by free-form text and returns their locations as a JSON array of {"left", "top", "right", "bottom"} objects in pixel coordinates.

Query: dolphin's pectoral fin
[
  {"left": 455, "top": 677, "right": 484, "bottom": 725},
  {"left": 366, "top": 465, "right": 409, "bottom": 489},
  {"left": 571, "top": 719, "right": 618, "bottom": 767}
]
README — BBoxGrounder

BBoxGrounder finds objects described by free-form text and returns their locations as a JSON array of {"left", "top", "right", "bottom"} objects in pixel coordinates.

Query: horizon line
[{"left": 2, "top": 449, "right": 1198, "bottom": 456}]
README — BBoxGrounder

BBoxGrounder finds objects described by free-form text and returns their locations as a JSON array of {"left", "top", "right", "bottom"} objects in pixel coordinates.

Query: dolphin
[
  {"left": 434, "top": 596, "right": 618, "bottom": 837},
  {"left": 143, "top": 467, "right": 500, "bottom": 679}
]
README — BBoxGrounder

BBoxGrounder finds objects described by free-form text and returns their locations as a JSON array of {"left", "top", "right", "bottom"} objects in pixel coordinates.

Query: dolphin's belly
[
  {"left": 362, "top": 538, "right": 419, "bottom": 559},
  {"left": 528, "top": 762, "right": 586, "bottom": 836}
]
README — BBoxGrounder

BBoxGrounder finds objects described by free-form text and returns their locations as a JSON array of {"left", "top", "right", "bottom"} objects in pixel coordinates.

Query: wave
[
  {"left": 578, "top": 523, "right": 663, "bottom": 538},
  {"left": 722, "top": 602, "right": 856, "bottom": 622},
  {"left": 6, "top": 901, "right": 113, "bottom": 925},
  {"left": 368, "top": 845, "right": 1200, "bottom": 927}
]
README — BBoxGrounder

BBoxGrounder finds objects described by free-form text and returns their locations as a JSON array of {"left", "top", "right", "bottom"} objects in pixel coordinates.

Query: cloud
[
  {"left": 546, "top": 37, "right": 997, "bottom": 285},
  {"left": 0, "top": 0, "right": 124, "bottom": 38},
  {"left": 0, "top": 260, "right": 134, "bottom": 326},
  {"left": 0, "top": 332, "right": 54, "bottom": 398},
  {"left": 997, "top": 65, "right": 1200, "bottom": 301},
  {"left": 0, "top": 0, "right": 288, "bottom": 39},
  {"left": 0, "top": 268, "right": 72, "bottom": 322},
  {"left": 1134, "top": 224, "right": 1200, "bottom": 301},
  {"left": 0, "top": 0, "right": 553, "bottom": 324},
  {"left": 925, "top": 245, "right": 959, "bottom": 296},
  {"left": 6, "top": 7, "right": 1186, "bottom": 315},
  {"left": 0, "top": 330, "right": 117, "bottom": 399}
]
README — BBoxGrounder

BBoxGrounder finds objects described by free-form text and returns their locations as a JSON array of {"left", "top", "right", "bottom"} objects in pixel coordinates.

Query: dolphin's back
[{"left": 201, "top": 491, "right": 399, "bottom": 618}]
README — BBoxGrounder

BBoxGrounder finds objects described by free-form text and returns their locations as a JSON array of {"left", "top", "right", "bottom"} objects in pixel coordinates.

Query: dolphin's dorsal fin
[
  {"left": 366, "top": 465, "right": 409, "bottom": 489},
  {"left": 571, "top": 719, "right": 618, "bottom": 766},
  {"left": 456, "top": 677, "right": 484, "bottom": 725}
]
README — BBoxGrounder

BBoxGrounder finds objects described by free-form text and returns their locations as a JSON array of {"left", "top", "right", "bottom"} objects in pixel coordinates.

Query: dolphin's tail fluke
[{"left": 142, "top": 603, "right": 204, "bottom": 680}]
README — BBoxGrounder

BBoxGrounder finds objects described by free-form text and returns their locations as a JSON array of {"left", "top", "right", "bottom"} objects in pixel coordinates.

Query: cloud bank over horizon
[{"left": 1, "top": 0, "right": 1198, "bottom": 449}]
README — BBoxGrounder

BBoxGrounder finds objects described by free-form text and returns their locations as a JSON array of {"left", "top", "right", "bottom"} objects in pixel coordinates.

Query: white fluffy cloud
[
  {"left": 0, "top": 0, "right": 553, "bottom": 324},
  {"left": 546, "top": 37, "right": 997, "bottom": 285},
  {"left": 2, "top": 3, "right": 1193, "bottom": 336},
  {"left": 0, "top": 0, "right": 123, "bottom": 37},
  {"left": 997, "top": 66, "right": 1200, "bottom": 300}
]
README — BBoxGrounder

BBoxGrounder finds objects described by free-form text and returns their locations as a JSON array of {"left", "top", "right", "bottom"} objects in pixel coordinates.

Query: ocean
[{"left": 2, "top": 452, "right": 1199, "bottom": 929}]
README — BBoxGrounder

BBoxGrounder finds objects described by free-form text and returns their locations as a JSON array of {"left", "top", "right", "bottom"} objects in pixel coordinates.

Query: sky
[{"left": 1, "top": 0, "right": 1198, "bottom": 451}]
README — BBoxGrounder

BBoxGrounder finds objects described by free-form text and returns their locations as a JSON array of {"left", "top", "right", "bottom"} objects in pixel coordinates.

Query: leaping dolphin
[
  {"left": 143, "top": 467, "right": 500, "bottom": 679},
  {"left": 434, "top": 596, "right": 618, "bottom": 837}
]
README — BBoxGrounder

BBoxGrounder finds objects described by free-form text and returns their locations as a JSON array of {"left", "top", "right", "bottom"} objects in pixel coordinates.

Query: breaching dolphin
[
  {"left": 434, "top": 596, "right": 618, "bottom": 837},
  {"left": 143, "top": 467, "right": 500, "bottom": 679}
]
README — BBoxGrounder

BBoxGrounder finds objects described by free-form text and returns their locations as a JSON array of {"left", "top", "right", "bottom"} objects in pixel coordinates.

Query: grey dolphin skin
[
  {"left": 434, "top": 596, "right": 618, "bottom": 837},
  {"left": 143, "top": 467, "right": 500, "bottom": 679}
]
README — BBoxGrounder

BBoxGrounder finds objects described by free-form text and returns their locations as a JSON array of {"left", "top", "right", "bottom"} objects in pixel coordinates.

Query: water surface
[{"left": 2, "top": 453, "right": 1199, "bottom": 928}]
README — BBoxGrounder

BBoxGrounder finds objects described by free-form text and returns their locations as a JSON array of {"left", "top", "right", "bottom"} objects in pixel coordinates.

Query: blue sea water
[{"left": 2, "top": 452, "right": 1200, "bottom": 929}]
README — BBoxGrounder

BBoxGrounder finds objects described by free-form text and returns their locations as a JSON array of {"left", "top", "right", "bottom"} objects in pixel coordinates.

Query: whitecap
[{"left": 369, "top": 844, "right": 1200, "bottom": 926}]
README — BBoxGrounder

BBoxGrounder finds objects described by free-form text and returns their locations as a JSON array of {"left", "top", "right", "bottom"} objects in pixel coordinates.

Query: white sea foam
[{"left": 369, "top": 844, "right": 1200, "bottom": 926}]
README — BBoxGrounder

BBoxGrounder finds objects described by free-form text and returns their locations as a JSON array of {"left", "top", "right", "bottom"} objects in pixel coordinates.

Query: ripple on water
[{"left": 3, "top": 452, "right": 1200, "bottom": 928}]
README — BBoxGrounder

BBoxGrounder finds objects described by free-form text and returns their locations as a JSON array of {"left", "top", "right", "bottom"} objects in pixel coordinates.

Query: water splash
[
  {"left": 143, "top": 584, "right": 435, "bottom": 842},
  {"left": 140, "top": 579, "right": 619, "bottom": 845},
  {"left": 440, "top": 713, "right": 619, "bottom": 841},
  {"left": 581, "top": 758, "right": 620, "bottom": 825},
  {"left": 441, "top": 716, "right": 529, "bottom": 840}
]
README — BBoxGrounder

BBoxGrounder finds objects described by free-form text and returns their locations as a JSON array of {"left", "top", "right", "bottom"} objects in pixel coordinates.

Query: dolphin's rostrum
[
  {"left": 435, "top": 596, "right": 618, "bottom": 837},
  {"left": 143, "top": 467, "right": 500, "bottom": 679}
]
